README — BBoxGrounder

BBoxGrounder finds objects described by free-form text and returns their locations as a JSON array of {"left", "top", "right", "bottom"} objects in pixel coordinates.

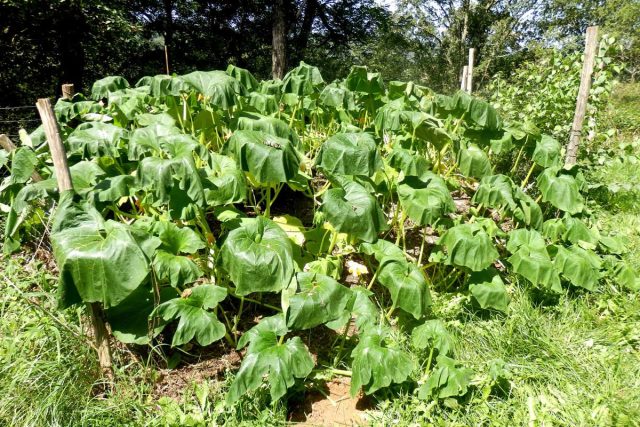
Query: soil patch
[
  {"left": 288, "top": 377, "right": 374, "bottom": 426},
  {"left": 152, "top": 342, "right": 241, "bottom": 400}
]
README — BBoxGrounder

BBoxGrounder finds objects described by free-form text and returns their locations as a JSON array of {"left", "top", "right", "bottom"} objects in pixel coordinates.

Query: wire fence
[{"left": 0, "top": 105, "right": 39, "bottom": 141}]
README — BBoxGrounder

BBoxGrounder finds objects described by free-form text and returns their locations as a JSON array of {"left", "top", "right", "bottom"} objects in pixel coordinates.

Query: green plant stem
[
  {"left": 332, "top": 323, "right": 351, "bottom": 367},
  {"left": 278, "top": 334, "right": 286, "bottom": 345},
  {"left": 327, "top": 229, "right": 339, "bottom": 255},
  {"left": 511, "top": 144, "right": 526, "bottom": 174},
  {"left": 219, "top": 308, "right": 237, "bottom": 347},
  {"left": 521, "top": 162, "right": 537, "bottom": 188},
  {"left": 326, "top": 368, "right": 352, "bottom": 377},
  {"left": 417, "top": 227, "right": 428, "bottom": 265},
  {"left": 385, "top": 303, "right": 397, "bottom": 322},
  {"left": 232, "top": 297, "right": 244, "bottom": 334},
  {"left": 367, "top": 267, "right": 379, "bottom": 290},
  {"left": 265, "top": 187, "right": 271, "bottom": 218},
  {"left": 228, "top": 292, "right": 282, "bottom": 312},
  {"left": 425, "top": 346, "right": 435, "bottom": 374}
]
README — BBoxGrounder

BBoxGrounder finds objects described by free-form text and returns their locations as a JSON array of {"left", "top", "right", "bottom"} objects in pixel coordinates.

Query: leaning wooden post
[
  {"left": 0, "top": 134, "right": 17, "bottom": 152},
  {"left": 61, "top": 83, "right": 75, "bottom": 100},
  {"left": 35, "top": 97, "right": 114, "bottom": 381},
  {"left": 466, "top": 48, "right": 475, "bottom": 93},
  {"left": 565, "top": 26, "right": 599, "bottom": 166},
  {"left": 461, "top": 66, "right": 469, "bottom": 91}
]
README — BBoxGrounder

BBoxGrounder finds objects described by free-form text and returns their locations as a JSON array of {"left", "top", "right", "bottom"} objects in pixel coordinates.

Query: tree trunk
[
  {"left": 58, "top": 1, "right": 85, "bottom": 93},
  {"left": 296, "top": 0, "right": 317, "bottom": 58},
  {"left": 272, "top": 0, "right": 287, "bottom": 80},
  {"left": 163, "top": 0, "right": 173, "bottom": 73}
]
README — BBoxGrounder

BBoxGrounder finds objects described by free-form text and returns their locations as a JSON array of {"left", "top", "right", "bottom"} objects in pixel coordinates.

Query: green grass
[{"left": 1, "top": 83, "right": 640, "bottom": 426}]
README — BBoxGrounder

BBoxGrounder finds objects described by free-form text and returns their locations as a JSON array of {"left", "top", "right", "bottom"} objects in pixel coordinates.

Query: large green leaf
[
  {"left": 66, "top": 122, "right": 125, "bottom": 158},
  {"left": 513, "top": 187, "right": 544, "bottom": 229},
  {"left": 472, "top": 174, "right": 517, "bottom": 211},
  {"left": 321, "top": 180, "right": 387, "bottom": 243},
  {"left": 181, "top": 70, "right": 244, "bottom": 108},
  {"left": 457, "top": 143, "right": 491, "bottom": 178},
  {"left": 9, "top": 147, "right": 38, "bottom": 184},
  {"left": 360, "top": 239, "right": 405, "bottom": 263},
  {"left": 91, "top": 76, "right": 129, "bottom": 100},
  {"left": 467, "top": 98, "right": 502, "bottom": 131},
  {"left": 553, "top": 245, "right": 601, "bottom": 291},
  {"left": 227, "top": 130, "right": 300, "bottom": 186},
  {"left": 286, "top": 272, "right": 352, "bottom": 330},
  {"left": 397, "top": 173, "right": 455, "bottom": 226},
  {"left": 247, "top": 92, "right": 279, "bottom": 115},
  {"left": 345, "top": 66, "right": 384, "bottom": 94},
  {"left": 315, "top": 132, "right": 382, "bottom": 177},
  {"left": 377, "top": 257, "right": 431, "bottom": 319},
  {"left": 532, "top": 135, "right": 561, "bottom": 167},
  {"left": 468, "top": 269, "right": 509, "bottom": 312},
  {"left": 508, "top": 246, "right": 561, "bottom": 292},
  {"left": 411, "top": 319, "right": 455, "bottom": 357},
  {"left": 430, "top": 223, "right": 498, "bottom": 272},
  {"left": 226, "top": 64, "right": 259, "bottom": 91},
  {"left": 155, "top": 285, "right": 227, "bottom": 347},
  {"left": 350, "top": 327, "right": 413, "bottom": 396},
  {"left": 537, "top": 167, "right": 584, "bottom": 214},
  {"left": 106, "top": 285, "right": 177, "bottom": 345},
  {"left": 137, "top": 154, "right": 205, "bottom": 216},
  {"left": 127, "top": 124, "right": 187, "bottom": 160},
  {"left": 228, "top": 316, "right": 314, "bottom": 402},
  {"left": 153, "top": 251, "right": 203, "bottom": 288},
  {"left": 219, "top": 217, "right": 294, "bottom": 295},
  {"left": 386, "top": 147, "right": 432, "bottom": 180},
  {"left": 418, "top": 355, "right": 473, "bottom": 399},
  {"left": 51, "top": 195, "right": 149, "bottom": 309},
  {"left": 203, "top": 152, "right": 246, "bottom": 206},
  {"left": 506, "top": 228, "right": 546, "bottom": 253},
  {"left": 562, "top": 217, "right": 599, "bottom": 246},
  {"left": 282, "top": 62, "right": 324, "bottom": 96},
  {"left": 325, "top": 285, "right": 379, "bottom": 332},
  {"left": 235, "top": 113, "right": 299, "bottom": 147},
  {"left": 91, "top": 175, "right": 136, "bottom": 203}
]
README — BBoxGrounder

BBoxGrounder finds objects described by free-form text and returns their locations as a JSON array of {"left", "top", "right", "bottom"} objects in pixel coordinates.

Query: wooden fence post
[
  {"left": 466, "top": 48, "right": 475, "bottom": 93},
  {"left": 61, "top": 84, "right": 75, "bottom": 100},
  {"left": 461, "top": 66, "right": 469, "bottom": 91},
  {"left": 35, "top": 97, "right": 114, "bottom": 382},
  {"left": 565, "top": 26, "right": 599, "bottom": 166}
]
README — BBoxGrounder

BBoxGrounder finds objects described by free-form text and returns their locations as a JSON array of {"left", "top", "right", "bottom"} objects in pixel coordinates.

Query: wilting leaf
[
  {"left": 315, "top": 132, "right": 382, "bottom": 177},
  {"left": 228, "top": 315, "right": 314, "bottom": 402},
  {"left": 51, "top": 195, "right": 149, "bottom": 309},
  {"left": 468, "top": 269, "right": 509, "bottom": 312},
  {"left": 155, "top": 285, "right": 227, "bottom": 347},
  {"left": 377, "top": 257, "right": 431, "bottom": 319},
  {"left": 220, "top": 217, "right": 294, "bottom": 295},
  {"left": 537, "top": 167, "right": 584, "bottom": 214},
  {"left": 181, "top": 70, "right": 244, "bottom": 108},
  {"left": 227, "top": 130, "right": 300, "bottom": 186},
  {"left": 411, "top": 319, "right": 455, "bottom": 357},
  {"left": 397, "top": 173, "right": 455, "bottom": 226},
  {"left": 322, "top": 180, "right": 387, "bottom": 243},
  {"left": 532, "top": 135, "right": 561, "bottom": 167},
  {"left": 553, "top": 245, "right": 601, "bottom": 291},
  {"left": 431, "top": 223, "right": 498, "bottom": 272},
  {"left": 418, "top": 355, "right": 473, "bottom": 399},
  {"left": 286, "top": 272, "right": 352, "bottom": 330},
  {"left": 350, "top": 327, "right": 413, "bottom": 396}
]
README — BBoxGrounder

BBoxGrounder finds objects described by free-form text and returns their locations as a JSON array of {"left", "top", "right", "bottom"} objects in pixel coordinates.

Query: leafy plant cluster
[
  {"left": 0, "top": 62, "right": 636, "bottom": 404},
  {"left": 487, "top": 35, "right": 622, "bottom": 145}
]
